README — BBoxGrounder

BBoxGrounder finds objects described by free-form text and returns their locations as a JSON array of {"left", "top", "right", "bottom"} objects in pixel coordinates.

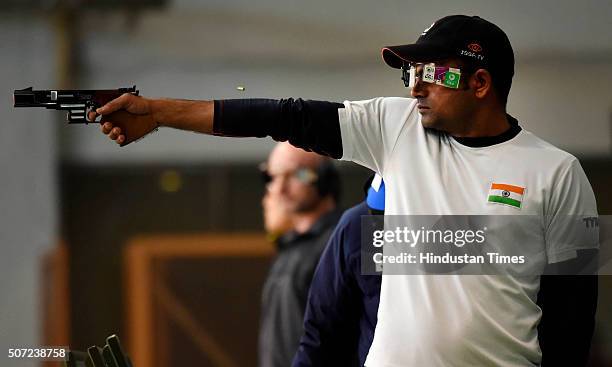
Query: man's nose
[
  {"left": 268, "top": 175, "right": 289, "bottom": 194},
  {"left": 410, "top": 78, "right": 428, "bottom": 98}
]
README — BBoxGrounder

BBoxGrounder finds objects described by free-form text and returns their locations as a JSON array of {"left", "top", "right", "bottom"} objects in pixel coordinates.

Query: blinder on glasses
[{"left": 401, "top": 62, "right": 462, "bottom": 89}]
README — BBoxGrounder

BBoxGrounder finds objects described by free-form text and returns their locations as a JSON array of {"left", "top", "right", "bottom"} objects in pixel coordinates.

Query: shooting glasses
[
  {"left": 401, "top": 63, "right": 462, "bottom": 89},
  {"left": 259, "top": 163, "right": 318, "bottom": 186}
]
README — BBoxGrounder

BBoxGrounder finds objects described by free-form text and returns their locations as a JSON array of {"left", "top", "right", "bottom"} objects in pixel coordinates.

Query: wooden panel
[
  {"left": 40, "top": 240, "right": 70, "bottom": 367},
  {"left": 124, "top": 233, "right": 274, "bottom": 367}
]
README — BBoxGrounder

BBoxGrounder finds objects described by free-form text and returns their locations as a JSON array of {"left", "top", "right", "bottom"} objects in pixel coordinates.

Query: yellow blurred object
[{"left": 159, "top": 170, "right": 182, "bottom": 193}]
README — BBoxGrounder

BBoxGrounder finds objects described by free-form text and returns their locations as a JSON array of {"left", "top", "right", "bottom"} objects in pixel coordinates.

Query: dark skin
[
  {"left": 92, "top": 97, "right": 214, "bottom": 146},
  {"left": 410, "top": 59, "right": 510, "bottom": 137}
]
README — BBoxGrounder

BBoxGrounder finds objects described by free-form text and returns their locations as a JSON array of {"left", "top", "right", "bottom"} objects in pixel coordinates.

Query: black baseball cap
[{"left": 382, "top": 15, "right": 514, "bottom": 89}]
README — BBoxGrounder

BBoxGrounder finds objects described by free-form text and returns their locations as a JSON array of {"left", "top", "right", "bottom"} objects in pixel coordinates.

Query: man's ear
[{"left": 470, "top": 69, "right": 493, "bottom": 100}]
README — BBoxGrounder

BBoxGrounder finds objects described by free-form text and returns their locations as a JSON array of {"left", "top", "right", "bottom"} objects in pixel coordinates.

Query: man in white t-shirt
[{"left": 93, "top": 14, "right": 599, "bottom": 366}]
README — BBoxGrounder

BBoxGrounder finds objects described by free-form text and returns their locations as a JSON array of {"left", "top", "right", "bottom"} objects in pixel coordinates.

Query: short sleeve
[
  {"left": 338, "top": 97, "right": 417, "bottom": 174},
  {"left": 545, "top": 158, "right": 599, "bottom": 263}
]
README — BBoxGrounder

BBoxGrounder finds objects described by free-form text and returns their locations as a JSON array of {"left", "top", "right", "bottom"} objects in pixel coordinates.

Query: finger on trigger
[{"left": 96, "top": 94, "right": 124, "bottom": 115}]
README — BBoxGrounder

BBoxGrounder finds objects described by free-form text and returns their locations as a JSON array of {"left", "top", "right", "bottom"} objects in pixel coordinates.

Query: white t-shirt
[{"left": 338, "top": 97, "right": 598, "bottom": 367}]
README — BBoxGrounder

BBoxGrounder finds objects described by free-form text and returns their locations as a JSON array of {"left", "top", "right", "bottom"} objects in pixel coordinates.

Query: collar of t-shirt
[{"left": 451, "top": 114, "right": 522, "bottom": 148}]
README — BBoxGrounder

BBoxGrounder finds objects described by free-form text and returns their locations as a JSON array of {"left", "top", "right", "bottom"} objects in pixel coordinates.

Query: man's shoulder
[
  {"left": 337, "top": 202, "right": 370, "bottom": 229},
  {"left": 331, "top": 202, "right": 370, "bottom": 256},
  {"left": 344, "top": 96, "right": 417, "bottom": 113},
  {"left": 514, "top": 130, "right": 579, "bottom": 170},
  {"left": 324, "top": 202, "right": 369, "bottom": 243}
]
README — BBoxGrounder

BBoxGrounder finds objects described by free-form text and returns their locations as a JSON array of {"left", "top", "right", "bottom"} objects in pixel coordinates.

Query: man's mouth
[{"left": 416, "top": 99, "right": 429, "bottom": 111}]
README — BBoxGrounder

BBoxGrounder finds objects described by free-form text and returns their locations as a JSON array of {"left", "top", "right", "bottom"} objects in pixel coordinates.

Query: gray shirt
[{"left": 258, "top": 209, "right": 341, "bottom": 367}]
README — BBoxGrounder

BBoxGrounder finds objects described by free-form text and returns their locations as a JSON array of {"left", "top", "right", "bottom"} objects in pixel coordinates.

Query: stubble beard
[{"left": 293, "top": 195, "right": 322, "bottom": 214}]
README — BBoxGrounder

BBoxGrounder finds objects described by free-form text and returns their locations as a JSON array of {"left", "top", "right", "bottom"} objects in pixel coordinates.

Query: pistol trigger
[
  {"left": 85, "top": 105, "right": 99, "bottom": 123},
  {"left": 85, "top": 106, "right": 93, "bottom": 123}
]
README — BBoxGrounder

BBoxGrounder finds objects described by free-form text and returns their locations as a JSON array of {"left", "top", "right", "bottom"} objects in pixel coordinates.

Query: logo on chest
[{"left": 487, "top": 182, "right": 525, "bottom": 209}]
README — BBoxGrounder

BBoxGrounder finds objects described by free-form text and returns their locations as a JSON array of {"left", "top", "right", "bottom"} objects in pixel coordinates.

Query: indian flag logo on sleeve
[{"left": 487, "top": 183, "right": 525, "bottom": 209}]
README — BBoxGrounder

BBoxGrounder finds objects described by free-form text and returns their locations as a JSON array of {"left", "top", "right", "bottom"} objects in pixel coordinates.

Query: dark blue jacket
[{"left": 292, "top": 202, "right": 381, "bottom": 367}]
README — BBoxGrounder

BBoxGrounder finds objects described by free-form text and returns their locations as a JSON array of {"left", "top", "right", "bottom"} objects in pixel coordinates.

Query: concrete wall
[
  {"left": 510, "top": 60, "right": 612, "bottom": 156},
  {"left": 0, "top": 15, "right": 57, "bottom": 367}
]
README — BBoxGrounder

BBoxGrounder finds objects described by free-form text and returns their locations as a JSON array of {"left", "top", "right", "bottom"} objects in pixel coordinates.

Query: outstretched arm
[{"left": 93, "top": 94, "right": 344, "bottom": 158}]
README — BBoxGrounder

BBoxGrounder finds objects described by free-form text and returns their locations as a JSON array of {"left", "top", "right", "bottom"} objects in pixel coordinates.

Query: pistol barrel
[{"left": 13, "top": 87, "right": 39, "bottom": 107}]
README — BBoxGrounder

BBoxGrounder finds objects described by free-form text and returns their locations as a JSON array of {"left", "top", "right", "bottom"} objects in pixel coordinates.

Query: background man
[{"left": 257, "top": 142, "right": 341, "bottom": 367}]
